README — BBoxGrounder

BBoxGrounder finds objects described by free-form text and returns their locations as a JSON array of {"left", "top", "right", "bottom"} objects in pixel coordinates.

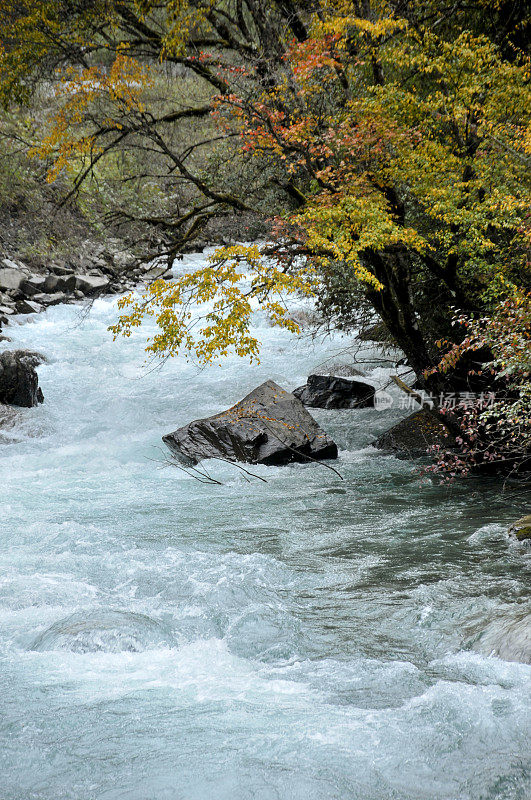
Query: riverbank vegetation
[{"left": 1, "top": 0, "right": 530, "bottom": 478}]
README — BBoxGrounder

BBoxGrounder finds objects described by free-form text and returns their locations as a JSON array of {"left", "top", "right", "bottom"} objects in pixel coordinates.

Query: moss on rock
[{"left": 508, "top": 514, "right": 531, "bottom": 541}]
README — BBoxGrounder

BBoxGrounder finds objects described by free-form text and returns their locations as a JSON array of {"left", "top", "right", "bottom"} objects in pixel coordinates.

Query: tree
[
  {"left": 424, "top": 290, "right": 531, "bottom": 479},
  {"left": 1, "top": 1, "right": 530, "bottom": 389}
]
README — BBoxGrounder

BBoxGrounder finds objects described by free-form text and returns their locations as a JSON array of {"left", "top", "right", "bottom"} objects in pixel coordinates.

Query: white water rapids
[{"left": 0, "top": 253, "right": 529, "bottom": 799}]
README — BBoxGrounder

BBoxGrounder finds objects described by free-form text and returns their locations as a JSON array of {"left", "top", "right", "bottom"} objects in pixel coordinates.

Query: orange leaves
[{"left": 285, "top": 33, "right": 343, "bottom": 88}]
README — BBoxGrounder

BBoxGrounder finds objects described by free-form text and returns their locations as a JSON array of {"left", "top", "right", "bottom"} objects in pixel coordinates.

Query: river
[{"left": 0, "top": 256, "right": 529, "bottom": 799}]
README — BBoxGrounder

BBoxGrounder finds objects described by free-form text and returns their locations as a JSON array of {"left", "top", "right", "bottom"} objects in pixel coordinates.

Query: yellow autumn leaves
[{"left": 109, "top": 246, "right": 318, "bottom": 363}]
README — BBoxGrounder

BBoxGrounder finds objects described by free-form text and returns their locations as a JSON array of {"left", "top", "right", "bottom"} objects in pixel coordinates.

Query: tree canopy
[{"left": 1, "top": 3, "right": 530, "bottom": 462}]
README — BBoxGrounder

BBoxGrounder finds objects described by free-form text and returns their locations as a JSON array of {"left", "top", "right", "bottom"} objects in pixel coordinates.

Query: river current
[{"left": 0, "top": 253, "right": 529, "bottom": 800}]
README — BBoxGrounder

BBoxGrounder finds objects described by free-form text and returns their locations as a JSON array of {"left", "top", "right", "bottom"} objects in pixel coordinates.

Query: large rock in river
[
  {"left": 163, "top": 380, "right": 338, "bottom": 466},
  {"left": 508, "top": 514, "right": 531, "bottom": 542},
  {"left": 293, "top": 374, "right": 375, "bottom": 409},
  {"left": 0, "top": 350, "right": 45, "bottom": 407},
  {"left": 376, "top": 409, "right": 454, "bottom": 457}
]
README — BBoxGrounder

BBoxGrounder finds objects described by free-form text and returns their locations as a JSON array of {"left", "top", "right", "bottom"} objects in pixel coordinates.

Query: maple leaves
[{"left": 110, "top": 245, "right": 317, "bottom": 363}]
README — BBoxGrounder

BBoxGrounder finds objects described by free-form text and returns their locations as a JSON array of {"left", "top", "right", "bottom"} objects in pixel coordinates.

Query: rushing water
[{"left": 0, "top": 255, "right": 530, "bottom": 800}]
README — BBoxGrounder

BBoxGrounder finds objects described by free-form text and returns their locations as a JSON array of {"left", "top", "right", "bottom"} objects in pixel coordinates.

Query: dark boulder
[
  {"left": 16, "top": 299, "right": 42, "bottom": 315},
  {"left": 293, "top": 374, "right": 375, "bottom": 409},
  {"left": 0, "top": 350, "right": 46, "bottom": 407},
  {"left": 163, "top": 380, "right": 338, "bottom": 466},
  {"left": 376, "top": 409, "right": 454, "bottom": 457},
  {"left": 44, "top": 273, "right": 77, "bottom": 293}
]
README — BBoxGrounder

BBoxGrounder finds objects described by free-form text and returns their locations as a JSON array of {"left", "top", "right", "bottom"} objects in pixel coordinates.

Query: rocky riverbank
[{"left": 0, "top": 249, "right": 172, "bottom": 331}]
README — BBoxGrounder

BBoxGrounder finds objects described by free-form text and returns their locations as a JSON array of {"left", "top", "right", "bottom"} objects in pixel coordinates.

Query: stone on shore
[
  {"left": 163, "top": 380, "right": 338, "bottom": 466},
  {"left": 508, "top": 514, "right": 531, "bottom": 542},
  {"left": 0, "top": 350, "right": 46, "bottom": 407},
  {"left": 0, "top": 266, "right": 26, "bottom": 292},
  {"left": 16, "top": 299, "right": 42, "bottom": 315},
  {"left": 293, "top": 374, "right": 375, "bottom": 409},
  {"left": 0, "top": 304, "right": 15, "bottom": 316},
  {"left": 21, "top": 275, "right": 47, "bottom": 296},
  {"left": 75, "top": 274, "right": 110, "bottom": 294},
  {"left": 44, "top": 273, "right": 77, "bottom": 293},
  {"left": 376, "top": 408, "right": 453, "bottom": 457},
  {"left": 31, "top": 292, "right": 67, "bottom": 306}
]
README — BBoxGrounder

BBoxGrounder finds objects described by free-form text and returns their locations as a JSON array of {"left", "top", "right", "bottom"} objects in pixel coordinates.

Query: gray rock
[
  {"left": 32, "top": 292, "right": 67, "bottom": 306},
  {"left": 75, "top": 274, "right": 110, "bottom": 294},
  {"left": 315, "top": 363, "right": 365, "bottom": 378},
  {"left": 144, "top": 267, "right": 172, "bottom": 281},
  {"left": 376, "top": 409, "right": 454, "bottom": 457},
  {"left": 21, "top": 275, "right": 47, "bottom": 295},
  {"left": 0, "top": 267, "right": 25, "bottom": 292},
  {"left": 469, "top": 614, "right": 531, "bottom": 664},
  {"left": 16, "top": 299, "right": 42, "bottom": 314},
  {"left": 293, "top": 374, "right": 375, "bottom": 409},
  {"left": 44, "top": 274, "right": 60, "bottom": 293},
  {"left": 163, "top": 380, "right": 338, "bottom": 466},
  {"left": 31, "top": 292, "right": 67, "bottom": 306},
  {"left": 51, "top": 265, "right": 75, "bottom": 275},
  {"left": 45, "top": 274, "right": 76, "bottom": 293},
  {"left": 1, "top": 258, "right": 29, "bottom": 273},
  {"left": 1, "top": 258, "right": 21, "bottom": 270},
  {"left": 111, "top": 251, "right": 135, "bottom": 271},
  {"left": 0, "top": 349, "right": 45, "bottom": 407},
  {"left": 0, "top": 304, "right": 15, "bottom": 316}
]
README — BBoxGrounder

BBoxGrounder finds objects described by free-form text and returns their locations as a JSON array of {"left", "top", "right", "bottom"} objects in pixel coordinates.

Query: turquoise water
[{"left": 0, "top": 269, "right": 529, "bottom": 799}]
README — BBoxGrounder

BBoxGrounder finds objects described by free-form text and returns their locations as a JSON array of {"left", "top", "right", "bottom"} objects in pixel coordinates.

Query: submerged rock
[
  {"left": 163, "top": 380, "right": 338, "bottom": 466},
  {"left": 508, "top": 514, "right": 531, "bottom": 542},
  {"left": 293, "top": 374, "right": 375, "bottom": 409},
  {"left": 469, "top": 614, "right": 531, "bottom": 664},
  {"left": 0, "top": 349, "right": 45, "bottom": 407},
  {"left": 30, "top": 610, "right": 173, "bottom": 653},
  {"left": 376, "top": 408, "right": 453, "bottom": 457}
]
